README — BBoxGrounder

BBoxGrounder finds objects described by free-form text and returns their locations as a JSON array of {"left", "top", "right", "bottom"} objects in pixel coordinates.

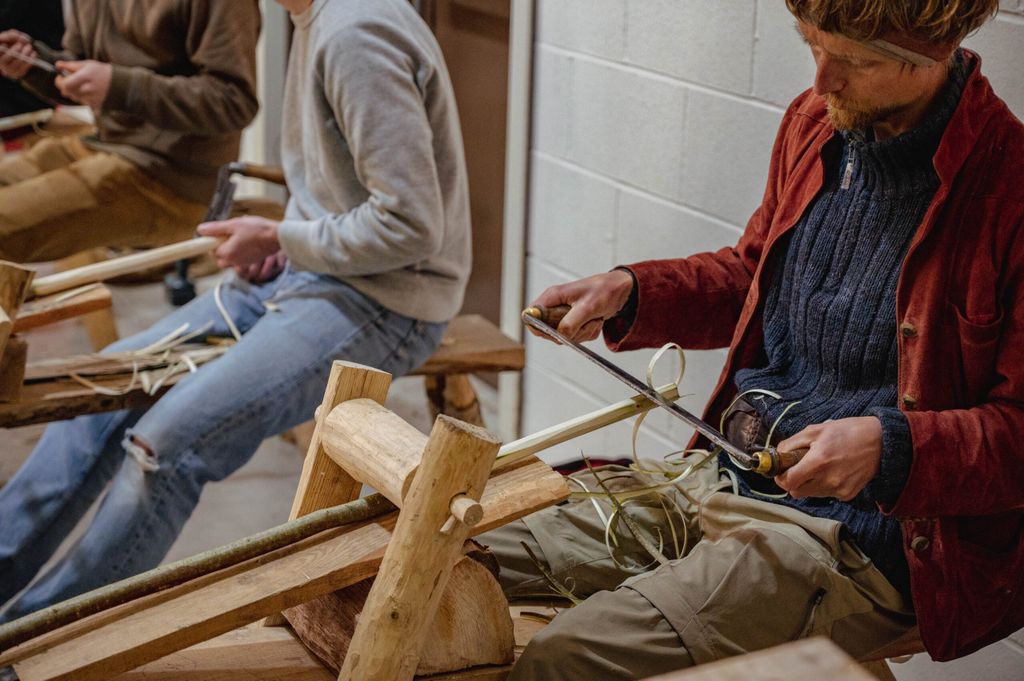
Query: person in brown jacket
[{"left": 0, "top": 0, "right": 260, "bottom": 263}]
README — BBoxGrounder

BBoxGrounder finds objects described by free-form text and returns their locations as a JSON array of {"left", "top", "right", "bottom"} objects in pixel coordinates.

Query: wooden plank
[
  {"left": 338, "top": 416, "right": 499, "bottom": 680},
  {"left": 112, "top": 624, "right": 515, "bottom": 681},
  {"left": 6, "top": 458, "right": 567, "bottom": 681},
  {"left": 112, "top": 625, "right": 335, "bottom": 681},
  {"left": 0, "top": 375, "right": 173, "bottom": 428},
  {"left": 14, "top": 285, "right": 114, "bottom": 333},
  {"left": 410, "top": 315, "right": 523, "bottom": 375},
  {"left": 641, "top": 638, "right": 877, "bottom": 681}
]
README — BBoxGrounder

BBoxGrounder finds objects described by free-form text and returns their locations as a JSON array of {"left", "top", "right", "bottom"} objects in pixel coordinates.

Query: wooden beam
[{"left": 338, "top": 416, "right": 499, "bottom": 680}]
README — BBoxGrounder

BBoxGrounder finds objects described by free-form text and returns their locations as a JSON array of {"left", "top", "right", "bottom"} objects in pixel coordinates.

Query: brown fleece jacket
[{"left": 25, "top": 0, "right": 260, "bottom": 202}]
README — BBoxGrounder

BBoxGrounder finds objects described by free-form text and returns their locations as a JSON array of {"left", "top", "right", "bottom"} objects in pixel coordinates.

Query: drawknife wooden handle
[
  {"left": 522, "top": 304, "right": 571, "bottom": 328},
  {"left": 752, "top": 447, "right": 809, "bottom": 477}
]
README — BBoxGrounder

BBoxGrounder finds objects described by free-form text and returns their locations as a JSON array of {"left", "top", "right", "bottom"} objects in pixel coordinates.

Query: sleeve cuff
[
  {"left": 602, "top": 266, "right": 639, "bottom": 346},
  {"left": 276, "top": 218, "right": 322, "bottom": 274},
  {"left": 102, "top": 64, "right": 139, "bottom": 113},
  {"left": 862, "top": 407, "right": 913, "bottom": 506}
]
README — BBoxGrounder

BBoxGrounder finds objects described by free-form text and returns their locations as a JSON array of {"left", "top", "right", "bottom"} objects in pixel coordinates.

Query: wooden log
[
  {"left": 426, "top": 373, "right": 485, "bottom": 427},
  {"left": 320, "top": 398, "right": 425, "bottom": 506},
  {"left": 0, "top": 260, "right": 35, "bottom": 361},
  {"left": 29, "top": 237, "right": 219, "bottom": 298},
  {"left": 4, "top": 457, "right": 566, "bottom": 680},
  {"left": 285, "top": 548, "right": 513, "bottom": 677},
  {"left": 14, "top": 285, "right": 113, "bottom": 333},
  {"left": 338, "top": 415, "right": 500, "bottom": 681}
]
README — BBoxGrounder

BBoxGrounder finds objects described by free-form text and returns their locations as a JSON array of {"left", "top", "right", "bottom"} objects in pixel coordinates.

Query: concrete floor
[{"left": 0, "top": 272, "right": 497, "bottom": 568}]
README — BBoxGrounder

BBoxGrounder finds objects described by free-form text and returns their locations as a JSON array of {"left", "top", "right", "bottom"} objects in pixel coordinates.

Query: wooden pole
[
  {"left": 493, "top": 383, "right": 680, "bottom": 471},
  {"left": 29, "top": 237, "right": 219, "bottom": 299},
  {"left": 338, "top": 416, "right": 500, "bottom": 681}
]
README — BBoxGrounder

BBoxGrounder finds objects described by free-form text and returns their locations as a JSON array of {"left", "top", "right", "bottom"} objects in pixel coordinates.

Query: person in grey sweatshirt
[{"left": 0, "top": 0, "right": 470, "bottom": 631}]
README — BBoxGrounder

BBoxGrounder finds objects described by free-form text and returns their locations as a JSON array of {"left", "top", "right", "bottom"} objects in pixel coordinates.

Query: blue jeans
[{"left": 0, "top": 268, "right": 446, "bottom": 621}]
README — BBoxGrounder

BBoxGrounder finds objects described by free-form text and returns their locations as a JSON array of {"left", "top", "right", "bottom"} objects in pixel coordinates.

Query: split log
[{"left": 284, "top": 546, "right": 513, "bottom": 677}]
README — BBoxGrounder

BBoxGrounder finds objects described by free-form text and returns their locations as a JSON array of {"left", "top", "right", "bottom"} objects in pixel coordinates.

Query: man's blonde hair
[{"left": 785, "top": 0, "right": 999, "bottom": 46}]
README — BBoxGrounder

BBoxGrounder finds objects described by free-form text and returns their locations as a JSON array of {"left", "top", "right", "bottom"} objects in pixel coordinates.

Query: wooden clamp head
[
  {"left": 0, "top": 262, "right": 36, "bottom": 401},
  {"left": 0, "top": 261, "right": 35, "bottom": 357}
]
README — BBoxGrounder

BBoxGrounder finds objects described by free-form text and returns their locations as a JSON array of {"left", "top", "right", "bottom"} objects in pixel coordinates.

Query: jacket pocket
[{"left": 950, "top": 303, "right": 1003, "bottom": 404}]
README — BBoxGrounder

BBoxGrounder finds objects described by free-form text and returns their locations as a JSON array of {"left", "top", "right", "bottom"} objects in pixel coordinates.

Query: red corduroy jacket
[{"left": 605, "top": 51, "right": 1024, "bottom": 660}]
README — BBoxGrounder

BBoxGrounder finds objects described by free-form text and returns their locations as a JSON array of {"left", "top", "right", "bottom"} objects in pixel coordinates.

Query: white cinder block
[
  {"left": 537, "top": 0, "right": 628, "bottom": 61},
  {"left": 679, "top": 91, "right": 782, "bottom": 225},
  {"left": 615, "top": 189, "right": 743, "bottom": 265},
  {"left": 964, "top": 14, "right": 1024, "bottom": 119},
  {"left": 752, "top": 0, "right": 816, "bottom": 108},
  {"left": 625, "top": 0, "right": 756, "bottom": 93},
  {"left": 528, "top": 153, "right": 617, "bottom": 277},
  {"left": 531, "top": 46, "right": 575, "bottom": 158},
  {"left": 569, "top": 58, "right": 688, "bottom": 199}
]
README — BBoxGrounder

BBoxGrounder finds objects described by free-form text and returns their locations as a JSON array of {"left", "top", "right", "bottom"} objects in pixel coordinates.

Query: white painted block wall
[{"left": 522, "top": 1, "right": 1024, "bottom": 677}]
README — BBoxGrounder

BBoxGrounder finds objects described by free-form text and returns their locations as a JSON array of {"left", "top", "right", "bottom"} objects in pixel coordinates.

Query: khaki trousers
[
  {"left": 0, "top": 135, "right": 206, "bottom": 263},
  {"left": 479, "top": 466, "right": 916, "bottom": 680}
]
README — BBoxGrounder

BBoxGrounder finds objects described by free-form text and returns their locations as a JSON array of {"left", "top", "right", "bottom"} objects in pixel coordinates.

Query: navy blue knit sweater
[{"left": 729, "top": 53, "right": 968, "bottom": 598}]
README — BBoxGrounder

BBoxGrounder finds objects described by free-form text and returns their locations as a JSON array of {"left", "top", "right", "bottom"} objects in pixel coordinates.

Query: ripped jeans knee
[{"left": 123, "top": 430, "right": 159, "bottom": 473}]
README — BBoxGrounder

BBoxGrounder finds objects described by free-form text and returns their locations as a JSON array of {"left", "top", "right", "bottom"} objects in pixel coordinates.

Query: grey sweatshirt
[{"left": 276, "top": 0, "right": 472, "bottom": 323}]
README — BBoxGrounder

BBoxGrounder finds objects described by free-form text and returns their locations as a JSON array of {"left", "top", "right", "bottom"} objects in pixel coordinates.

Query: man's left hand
[
  {"left": 773, "top": 416, "right": 882, "bottom": 501},
  {"left": 55, "top": 60, "right": 113, "bottom": 109},
  {"left": 198, "top": 216, "right": 281, "bottom": 271}
]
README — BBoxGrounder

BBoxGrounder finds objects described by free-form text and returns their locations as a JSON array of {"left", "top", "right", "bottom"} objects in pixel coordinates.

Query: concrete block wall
[{"left": 521, "top": 1, "right": 1024, "bottom": 677}]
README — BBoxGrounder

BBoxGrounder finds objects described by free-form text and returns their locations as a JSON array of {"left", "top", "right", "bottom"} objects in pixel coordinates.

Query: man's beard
[{"left": 825, "top": 94, "right": 907, "bottom": 131}]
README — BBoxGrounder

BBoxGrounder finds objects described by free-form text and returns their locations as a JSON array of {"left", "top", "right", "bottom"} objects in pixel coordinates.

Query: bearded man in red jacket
[{"left": 483, "top": 1, "right": 1024, "bottom": 679}]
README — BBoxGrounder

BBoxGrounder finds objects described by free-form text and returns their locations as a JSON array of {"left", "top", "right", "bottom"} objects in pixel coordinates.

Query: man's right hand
[
  {"left": 528, "top": 269, "right": 635, "bottom": 344},
  {"left": 0, "top": 30, "right": 36, "bottom": 80}
]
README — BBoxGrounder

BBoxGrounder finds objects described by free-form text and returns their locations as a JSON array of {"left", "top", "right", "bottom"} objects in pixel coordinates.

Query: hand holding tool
[
  {"left": 0, "top": 44, "right": 68, "bottom": 76},
  {"left": 522, "top": 305, "right": 807, "bottom": 477}
]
